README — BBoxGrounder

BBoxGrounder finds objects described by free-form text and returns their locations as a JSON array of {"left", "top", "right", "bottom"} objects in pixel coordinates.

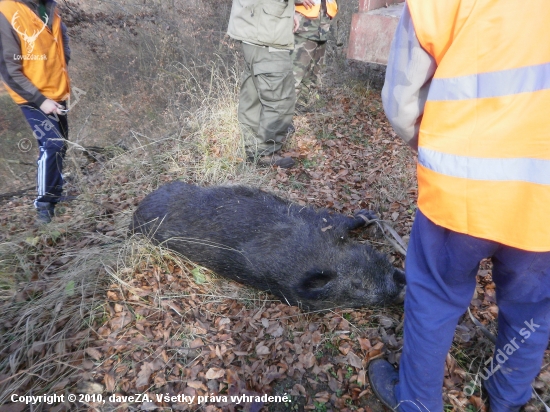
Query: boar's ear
[{"left": 297, "top": 269, "right": 337, "bottom": 299}]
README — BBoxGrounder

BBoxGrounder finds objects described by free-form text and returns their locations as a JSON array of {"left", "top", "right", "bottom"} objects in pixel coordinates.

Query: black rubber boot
[
  {"left": 287, "top": 123, "right": 296, "bottom": 136},
  {"left": 36, "top": 201, "right": 55, "bottom": 224},
  {"left": 368, "top": 359, "right": 399, "bottom": 410},
  {"left": 248, "top": 154, "right": 295, "bottom": 169}
]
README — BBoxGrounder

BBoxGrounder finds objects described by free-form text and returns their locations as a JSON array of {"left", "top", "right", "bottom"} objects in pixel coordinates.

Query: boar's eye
[{"left": 297, "top": 269, "right": 337, "bottom": 299}]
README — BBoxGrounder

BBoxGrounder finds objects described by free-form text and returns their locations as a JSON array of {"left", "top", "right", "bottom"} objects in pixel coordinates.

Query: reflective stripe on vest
[
  {"left": 428, "top": 62, "right": 550, "bottom": 101},
  {"left": 296, "top": 0, "right": 337, "bottom": 18},
  {"left": 407, "top": 0, "right": 550, "bottom": 251},
  {"left": 418, "top": 148, "right": 550, "bottom": 186}
]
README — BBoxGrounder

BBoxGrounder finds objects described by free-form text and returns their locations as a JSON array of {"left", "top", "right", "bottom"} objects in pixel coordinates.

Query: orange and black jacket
[{"left": 0, "top": 0, "right": 70, "bottom": 106}]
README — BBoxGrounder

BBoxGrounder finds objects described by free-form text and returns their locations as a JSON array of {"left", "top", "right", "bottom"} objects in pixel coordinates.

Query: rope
[
  {"left": 356, "top": 213, "right": 408, "bottom": 256},
  {"left": 467, "top": 307, "right": 496, "bottom": 344}
]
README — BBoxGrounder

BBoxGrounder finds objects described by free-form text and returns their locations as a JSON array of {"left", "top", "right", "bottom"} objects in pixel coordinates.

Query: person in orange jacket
[
  {"left": 368, "top": 1, "right": 550, "bottom": 411},
  {"left": 0, "top": 0, "right": 70, "bottom": 223}
]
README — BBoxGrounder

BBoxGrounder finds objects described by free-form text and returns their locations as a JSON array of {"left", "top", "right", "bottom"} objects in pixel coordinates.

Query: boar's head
[{"left": 291, "top": 244, "right": 406, "bottom": 310}]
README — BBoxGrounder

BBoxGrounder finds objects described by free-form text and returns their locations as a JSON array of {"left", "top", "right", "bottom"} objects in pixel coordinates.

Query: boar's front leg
[{"left": 344, "top": 210, "right": 379, "bottom": 231}]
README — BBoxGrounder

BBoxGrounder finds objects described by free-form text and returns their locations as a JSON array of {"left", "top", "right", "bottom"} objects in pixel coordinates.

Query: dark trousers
[
  {"left": 20, "top": 103, "right": 68, "bottom": 205},
  {"left": 396, "top": 210, "right": 550, "bottom": 411}
]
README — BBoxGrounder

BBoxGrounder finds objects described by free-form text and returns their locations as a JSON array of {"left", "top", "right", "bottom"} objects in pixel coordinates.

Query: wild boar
[{"left": 131, "top": 182, "right": 405, "bottom": 310}]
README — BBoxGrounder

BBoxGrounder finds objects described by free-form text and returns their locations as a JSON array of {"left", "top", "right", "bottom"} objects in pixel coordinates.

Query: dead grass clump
[
  {"left": 0, "top": 94, "right": 37, "bottom": 193},
  {"left": 0, "top": 235, "right": 120, "bottom": 404},
  {"left": 0, "top": 23, "right": 265, "bottom": 408}
]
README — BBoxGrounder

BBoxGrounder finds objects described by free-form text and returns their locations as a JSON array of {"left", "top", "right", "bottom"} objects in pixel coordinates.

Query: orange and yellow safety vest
[
  {"left": 0, "top": 0, "right": 70, "bottom": 104},
  {"left": 296, "top": 0, "right": 337, "bottom": 19},
  {"left": 407, "top": 0, "right": 550, "bottom": 251}
]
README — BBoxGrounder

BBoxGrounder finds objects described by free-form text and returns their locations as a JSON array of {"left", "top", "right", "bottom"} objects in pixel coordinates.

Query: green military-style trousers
[{"left": 239, "top": 42, "right": 296, "bottom": 158}]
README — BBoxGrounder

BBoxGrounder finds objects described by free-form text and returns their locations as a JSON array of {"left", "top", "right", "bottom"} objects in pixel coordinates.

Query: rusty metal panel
[
  {"left": 359, "top": 0, "right": 403, "bottom": 12},
  {"left": 347, "top": 2, "right": 404, "bottom": 65}
]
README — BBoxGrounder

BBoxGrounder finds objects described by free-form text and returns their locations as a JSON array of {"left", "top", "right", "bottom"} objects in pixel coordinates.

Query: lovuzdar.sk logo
[{"left": 11, "top": 10, "right": 48, "bottom": 54}]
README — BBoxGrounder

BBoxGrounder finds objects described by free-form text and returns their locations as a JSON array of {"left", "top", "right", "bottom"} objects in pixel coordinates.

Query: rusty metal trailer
[{"left": 348, "top": 0, "right": 404, "bottom": 65}]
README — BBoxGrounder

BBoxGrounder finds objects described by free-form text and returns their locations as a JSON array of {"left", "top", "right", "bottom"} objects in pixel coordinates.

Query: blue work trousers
[
  {"left": 396, "top": 211, "right": 550, "bottom": 411},
  {"left": 20, "top": 103, "right": 68, "bottom": 205}
]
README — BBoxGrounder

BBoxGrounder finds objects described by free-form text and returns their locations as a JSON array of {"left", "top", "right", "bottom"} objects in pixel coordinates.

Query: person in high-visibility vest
[
  {"left": 292, "top": 0, "right": 337, "bottom": 113},
  {"left": 367, "top": 1, "right": 550, "bottom": 411},
  {"left": 0, "top": 0, "right": 71, "bottom": 224}
]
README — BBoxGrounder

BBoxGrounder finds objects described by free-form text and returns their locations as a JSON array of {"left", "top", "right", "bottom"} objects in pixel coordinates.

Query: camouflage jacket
[{"left": 294, "top": 0, "right": 333, "bottom": 42}]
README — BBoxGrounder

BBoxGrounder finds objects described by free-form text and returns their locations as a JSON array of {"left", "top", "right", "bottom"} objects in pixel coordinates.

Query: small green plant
[
  {"left": 301, "top": 158, "right": 317, "bottom": 169},
  {"left": 284, "top": 395, "right": 300, "bottom": 411},
  {"left": 324, "top": 340, "right": 339, "bottom": 356},
  {"left": 314, "top": 401, "right": 327, "bottom": 412},
  {"left": 191, "top": 267, "right": 207, "bottom": 284},
  {"left": 289, "top": 178, "right": 306, "bottom": 191},
  {"left": 318, "top": 130, "right": 337, "bottom": 141},
  {"left": 64, "top": 280, "right": 75, "bottom": 297},
  {"left": 342, "top": 185, "right": 352, "bottom": 195}
]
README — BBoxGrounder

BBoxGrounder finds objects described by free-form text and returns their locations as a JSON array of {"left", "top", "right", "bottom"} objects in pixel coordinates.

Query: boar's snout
[
  {"left": 393, "top": 269, "right": 406, "bottom": 303},
  {"left": 393, "top": 269, "right": 406, "bottom": 287}
]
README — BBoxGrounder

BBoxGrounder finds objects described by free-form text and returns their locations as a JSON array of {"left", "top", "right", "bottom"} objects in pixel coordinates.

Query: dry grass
[
  {"left": 0, "top": 0, "right": 263, "bottom": 403},
  {"left": 0, "top": 234, "right": 119, "bottom": 401},
  {"left": 0, "top": 1, "right": 272, "bottom": 402}
]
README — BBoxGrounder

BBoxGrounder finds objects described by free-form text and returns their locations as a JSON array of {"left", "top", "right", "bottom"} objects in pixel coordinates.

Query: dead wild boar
[{"left": 131, "top": 182, "right": 406, "bottom": 310}]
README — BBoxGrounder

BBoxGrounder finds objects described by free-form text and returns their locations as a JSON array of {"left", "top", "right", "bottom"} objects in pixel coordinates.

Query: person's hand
[
  {"left": 293, "top": 13, "right": 300, "bottom": 32},
  {"left": 40, "top": 99, "right": 64, "bottom": 115},
  {"left": 298, "top": 0, "right": 315, "bottom": 9}
]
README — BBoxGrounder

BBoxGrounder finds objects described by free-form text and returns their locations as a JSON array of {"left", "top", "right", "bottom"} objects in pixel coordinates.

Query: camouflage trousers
[
  {"left": 238, "top": 43, "right": 296, "bottom": 158},
  {"left": 291, "top": 36, "right": 327, "bottom": 107}
]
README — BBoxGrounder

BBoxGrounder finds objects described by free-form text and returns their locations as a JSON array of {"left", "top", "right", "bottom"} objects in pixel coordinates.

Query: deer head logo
[{"left": 11, "top": 11, "right": 49, "bottom": 54}]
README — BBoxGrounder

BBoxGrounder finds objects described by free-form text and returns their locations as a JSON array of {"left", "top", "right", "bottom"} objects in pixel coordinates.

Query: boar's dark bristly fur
[{"left": 131, "top": 182, "right": 405, "bottom": 310}]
